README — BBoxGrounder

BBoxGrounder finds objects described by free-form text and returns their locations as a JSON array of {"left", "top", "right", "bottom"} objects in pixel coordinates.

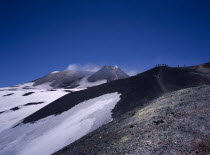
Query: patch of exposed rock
[{"left": 55, "top": 85, "right": 210, "bottom": 155}]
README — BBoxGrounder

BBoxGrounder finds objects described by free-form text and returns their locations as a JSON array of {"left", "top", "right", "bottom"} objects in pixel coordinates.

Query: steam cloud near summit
[
  {"left": 66, "top": 64, "right": 100, "bottom": 72},
  {"left": 66, "top": 64, "right": 138, "bottom": 76},
  {"left": 123, "top": 69, "right": 138, "bottom": 76}
]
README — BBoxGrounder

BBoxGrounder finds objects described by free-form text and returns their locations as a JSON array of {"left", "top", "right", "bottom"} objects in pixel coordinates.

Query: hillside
[
  {"left": 21, "top": 64, "right": 210, "bottom": 124},
  {"left": 1, "top": 63, "right": 210, "bottom": 154},
  {"left": 55, "top": 85, "right": 210, "bottom": 155}
]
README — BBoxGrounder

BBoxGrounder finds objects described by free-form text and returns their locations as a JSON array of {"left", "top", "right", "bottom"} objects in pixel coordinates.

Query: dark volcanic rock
[
  {"left": 24, "top": 102, "right": 45, "bottom": 106},
  {"left": 87, "top": 66, "right": 129, "bottom": 82},
  {"left": 54, "top": 85, "right": 210, "bottom": 155},
  {"left": 22, "top": 92, "right": 34, "bottom": 96},
  {"left": 3, "top": 93, "right": 14, "bottom": 96},
  {"left": 10, "top": 107, "right": 20, "bottom": 111}
]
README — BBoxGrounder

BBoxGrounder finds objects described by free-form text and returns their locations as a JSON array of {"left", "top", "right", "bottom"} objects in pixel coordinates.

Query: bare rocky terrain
[{"left": 55, "top": 85, "right": 210, "bottom": 155}]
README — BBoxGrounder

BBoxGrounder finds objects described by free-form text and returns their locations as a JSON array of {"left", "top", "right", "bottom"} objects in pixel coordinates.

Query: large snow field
[
  {"left": 0, "top": 92, "right": 121, "bottom": 155},
  {"left": 0, "top": 83, "right": 71, "bottom": 132},
  {"left": 0, "top": 78, "right": 107, "bottom": 133}
]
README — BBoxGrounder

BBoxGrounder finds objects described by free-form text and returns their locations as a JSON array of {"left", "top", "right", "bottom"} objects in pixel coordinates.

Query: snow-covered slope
[
  {"left": 0, "top": 65, "right": 126, "bottom": 154},
  {"left": 0, "top": 82, "right": 77, "bottom": 132},
  {"left": 0, "top": 70, "right": 109, "bottom": 133},
  {"left": 0, "top": 92, "right": 121, "bottom": 155}
]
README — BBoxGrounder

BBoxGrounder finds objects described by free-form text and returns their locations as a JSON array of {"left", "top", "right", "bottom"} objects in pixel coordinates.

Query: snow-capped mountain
[
  {"left": 33, "top": 70, "right": 93, "bottom": 89},
  {"left": 33, "top": 66, "right": 129, "bottom": 89},
  {"left": 88, "top": 65, "right": 129, "bottom": 82},
  {"left": 0, "top": 65, "right": 128, "bottom": 134},
  {"left": 1, "top": 63, "right": 210, "bottom": 155}
]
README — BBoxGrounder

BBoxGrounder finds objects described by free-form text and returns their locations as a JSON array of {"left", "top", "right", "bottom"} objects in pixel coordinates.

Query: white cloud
[
  {"left": 123, "top": 69, "right": 138, "bottom": 76},
  {"left": 66, "top": 63, "right": 139, "bottom": 76},
  {"left": 66, "top": 64, "right": 100, "bottom": 72}
]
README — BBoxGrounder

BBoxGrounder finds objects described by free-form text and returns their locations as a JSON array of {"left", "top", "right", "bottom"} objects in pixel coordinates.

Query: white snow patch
[
  {"left": 0, "top": 82, "right": 87, "bottom": 133},
  {"left": 77, "top": 77, "right": 107, "bottom": 89},
  {"left": 0, "top": 89, "right": 66, "bottom": 112},
  {"left": 51, "top": 71, "right": 60, "bottom": 74},
  {"left": 0, "top": 88, "right": 69, "bottom": 132},
  {"left": 0, "top": 92, "right": 121, "bottom": 155},
  {"left": 0, "top": 76, "right": 108, "bottom": 134},
  {"left": 6, "top": 82, "right": 53, "bottom": 90},
  {"left": 33, "top": 82, "right": 53, "bottom": 89},
  {"left": 16, "top": 82, "right": 35, "bottom": 88}
]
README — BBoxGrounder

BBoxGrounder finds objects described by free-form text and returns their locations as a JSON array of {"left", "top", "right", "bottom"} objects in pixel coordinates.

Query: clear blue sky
[{"left": 0, "top": 0, "right": 210, "bottom": 87}]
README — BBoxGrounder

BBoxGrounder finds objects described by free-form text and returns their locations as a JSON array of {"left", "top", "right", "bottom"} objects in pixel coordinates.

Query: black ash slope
[
  {"left": 21, "top": 63, "right": 210, "bottom": 125},
  {"left": 53, "top": 63, "right": 210, "bottom": 155},
  {"left": 55, "top": 85, "right": 210, "bottom": 155}
]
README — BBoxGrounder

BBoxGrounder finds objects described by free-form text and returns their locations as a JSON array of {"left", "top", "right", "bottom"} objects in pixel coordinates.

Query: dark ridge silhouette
[{"left": 200, "top": 62, "right": 210, "bottom": 68}]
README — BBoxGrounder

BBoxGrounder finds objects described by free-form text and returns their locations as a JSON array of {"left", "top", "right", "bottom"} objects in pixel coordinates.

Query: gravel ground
[{"left": 55, "top": 85, "right": 210, "bottom": 155}]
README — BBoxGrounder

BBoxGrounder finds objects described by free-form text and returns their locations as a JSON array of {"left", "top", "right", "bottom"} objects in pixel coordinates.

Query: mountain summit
[
  {"left": 32, "top": 65, "right": 129, "bottom": 89},
  {"left": 87, "top": 65, "right": 129, "bottom": 82},
  {"left": 33, "top": 70, "right": 92, "bottom": 89}
]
